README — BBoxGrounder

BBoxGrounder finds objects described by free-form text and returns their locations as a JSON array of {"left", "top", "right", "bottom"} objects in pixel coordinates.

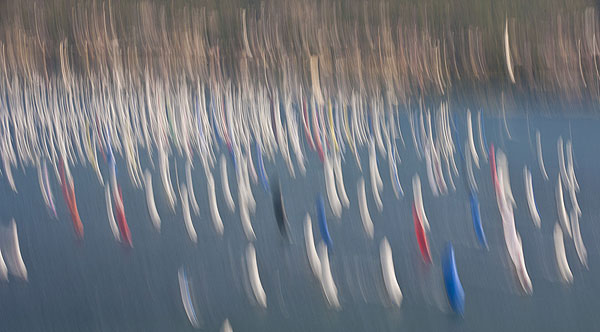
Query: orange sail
[{"left": 59, "top": 159, "right": 84, "bottom": 239}]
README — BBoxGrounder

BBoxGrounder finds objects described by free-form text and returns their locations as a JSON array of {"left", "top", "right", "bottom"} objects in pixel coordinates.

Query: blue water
[{"left": 0, "top": 114, "right": 600, "bottom": 331}]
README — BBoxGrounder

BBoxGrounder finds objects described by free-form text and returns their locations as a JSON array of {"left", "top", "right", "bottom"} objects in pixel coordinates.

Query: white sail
[
  {"left": 357, "top": 178, "right": 374, "bottom": 239},
  {"left": 220, "top": 154, "right": 235, "bottom": 212},
  {"left": 207, "top": 171, "right": 224, "bottom": 235},
  {"left": 181, "top": 184, "right": 197, "bottom": 243},
  {"left": 186, "top": 161, "right": 200, "bottom": 216},
  {"left": 105, "top": 183, "right": 121, "bottom": 241},
  {"left": 304, "top": 214, "right": 322, "bottom": 280},
  {"left": 380, "top": 237, "right": 403, "bottom": 307},
  {"left": 246, "top": 244, "right": 267, "bottom": 308},
  {"left": 324, "top": 155, "right": 342, "bottom": 218},
  {"left": 523, "top": 167, "right": 541, "bottom": 228},
  {"left": 178, "top": 267, "right": 200, "bottom": 328},
  {"left": 570, "top": 209, "right": 588, "bottom": 268},
  {"left": 221, "top": 319, "right": 233, "bottom": 332},
  {"left": 467, "top": 110, "right": 479, "bottom": 168},
  {"left": 554, "top": 223, "right": 573, "bottom": 283},
  {"left": 0, "top": 250, "right": 7, "bottom": 281},
  {"left": 318, "top": 242, "right": 340, "bottom": 309},
  {"left": 333, "top": 152, "right": 349, "bottom": 208},
  {"left": 504, "top": 19, "right": 516, "bottom": 83},
  {"left": 412, "top": 174, "right": 430, "bottom": 231},
  {"left": 536, "top": 130, "right": 549, "bottom": 181},
  {"left": 1, "top": 220, "right": 27, "bottom": 280},
  {"left": 556, "top": 176, "right": 572, "bottom": 237},
  {"left": 144, "top": 169, "right": 161, "bottom": 232}
]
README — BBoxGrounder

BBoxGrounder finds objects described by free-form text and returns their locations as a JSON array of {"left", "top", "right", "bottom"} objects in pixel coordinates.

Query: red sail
[
  {"left": 413, "top": 202, "right": 431, "bottom": 263},
  {"left": 114, "top": 186, "right": 132, "bottom": 247}
]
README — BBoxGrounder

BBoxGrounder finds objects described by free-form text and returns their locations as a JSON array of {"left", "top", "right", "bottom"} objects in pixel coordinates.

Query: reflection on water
[{"left": 1, "top": 0, "right": 600, "bottom": 105}]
